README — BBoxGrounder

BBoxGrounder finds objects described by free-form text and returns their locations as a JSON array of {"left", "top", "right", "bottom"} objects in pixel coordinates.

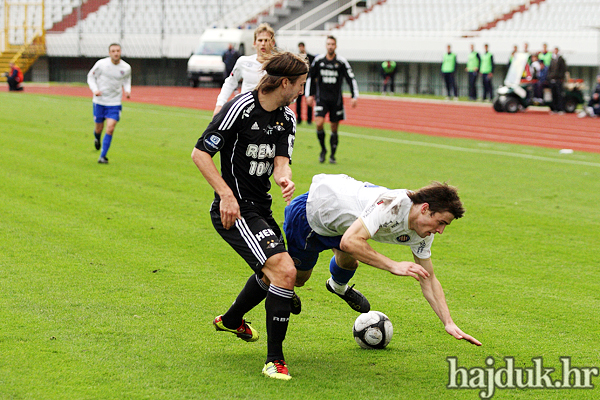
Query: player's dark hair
[
  {"left": 256, "top": 51, "right": 309, "bottom": 94},
  {"left": 407, "top": 182, "right": 464, "bottom": 219},
  {"left": 298, "top": 42, "right": 305, "bottom": 47},
  {"left": 327, "top": 35, "right": 336, "bottom": 43},
  {"left": 108, "top": 43, "right": 121, "bottom": 50}
]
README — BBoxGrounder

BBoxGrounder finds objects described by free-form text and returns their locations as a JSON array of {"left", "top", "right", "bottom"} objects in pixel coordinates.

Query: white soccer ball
[{"left": 353, "top": 311, "right": 393, "bottom": 349}]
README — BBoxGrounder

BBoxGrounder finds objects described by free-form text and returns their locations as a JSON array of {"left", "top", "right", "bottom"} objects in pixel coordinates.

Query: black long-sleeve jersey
[
  {"left": 195, "top": 90, "right": 296, "bottom": 209},
  {"left": 306, "top": 54, "right": 359, "bottom": 102}
]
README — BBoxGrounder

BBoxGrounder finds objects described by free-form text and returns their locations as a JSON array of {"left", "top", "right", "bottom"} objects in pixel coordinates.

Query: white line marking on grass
[
  {"left": 336, "top": 130, "right": 600, "bottom": 168},
  {"left": 127, "top": 107, "right": 213, "bottom": 120}
]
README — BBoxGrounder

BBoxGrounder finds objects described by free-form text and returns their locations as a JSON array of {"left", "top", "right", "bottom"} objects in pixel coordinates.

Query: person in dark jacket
[
  {"left": 222, "top": 43, "right": 240, "bottom": 80},
  {"left": 296, "top": 42, "right": 314, "bottom": 124},
  {"left": 546, "top": 47, "right": 567, "bottom": 113},
  {"left": 578, "top": 74, "right": 600, "bottom": 118},
  {"left": 5, "top": 62, "right": 24, "bottom": 91}
]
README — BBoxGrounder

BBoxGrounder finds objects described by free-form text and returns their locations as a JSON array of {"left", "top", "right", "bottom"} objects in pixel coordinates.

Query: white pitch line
[
  {"left": 335, "top": 130, "right": 600, "bottom": 168},
  {"left": 126, "top": 107, "right": 600, "bottom": 168}
]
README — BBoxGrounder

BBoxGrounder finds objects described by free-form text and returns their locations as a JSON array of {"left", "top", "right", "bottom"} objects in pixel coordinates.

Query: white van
[{"left": 187, "top": 28, "right": 255, "bottom": 87}]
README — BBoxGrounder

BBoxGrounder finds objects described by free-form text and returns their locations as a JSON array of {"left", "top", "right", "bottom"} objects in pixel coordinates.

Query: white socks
[{"left": 328, "top": 277, "right": 348, "bottom": 295}]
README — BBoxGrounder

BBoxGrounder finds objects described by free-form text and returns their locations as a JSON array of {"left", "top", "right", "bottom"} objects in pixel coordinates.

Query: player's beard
[{"left": 282, "top": 95, "right": 296, "bottom": 107}]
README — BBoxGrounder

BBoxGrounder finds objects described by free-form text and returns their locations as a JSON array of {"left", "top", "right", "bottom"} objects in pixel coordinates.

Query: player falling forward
[
  {"left": 284, "top": 174, "right": 482, "bottom": 346},
  {"left": 87, "top": 43, "right": 131, "bottom": 164},
  {"left": 192, "top": 51, "right": 309, "bottom": 381}
]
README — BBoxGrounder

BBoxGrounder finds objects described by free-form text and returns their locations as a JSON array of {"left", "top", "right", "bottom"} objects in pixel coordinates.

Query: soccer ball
[{"left": 353, "top": 311, "right": 393, "bottom": 349}]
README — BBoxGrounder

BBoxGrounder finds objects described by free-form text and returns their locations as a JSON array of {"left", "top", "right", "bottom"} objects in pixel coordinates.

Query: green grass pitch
[{"left": 1, "top": 91, "right": 600, "bottom": 399}]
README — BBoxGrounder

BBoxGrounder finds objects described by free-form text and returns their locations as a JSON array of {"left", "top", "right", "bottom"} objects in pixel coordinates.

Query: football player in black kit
[
  {"left": 192, "top": 51, "right": 308, "bottom": 381},
  {"left": 306, "top": 35, "right": 359, "bottom": 164}
]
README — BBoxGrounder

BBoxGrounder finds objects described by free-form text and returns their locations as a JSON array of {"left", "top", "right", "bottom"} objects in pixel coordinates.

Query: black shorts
[
  {"left": 314, "top": 98, "right": 345, "bottom": 122},
  {"left": 210, "top": 200, "right": 287, "bottom": 276}
]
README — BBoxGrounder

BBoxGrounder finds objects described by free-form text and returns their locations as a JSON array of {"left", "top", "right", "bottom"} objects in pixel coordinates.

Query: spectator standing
[
  {"left": 523, "top": 42, "right": 531, "bottom": 62},
  {"left": 5, "top": 62, "right": 24, "bottom": 91},
  {"left": 441, "top": 45, "right": 458, "bottom": 100},
  {"left": 306, "top": 35, "right": 359, "bottom": 164},
  {"left": 507, "top": 44, "right": 518, "bottom": 71},
  {"left": 480, "top": 44, "right": 495, "bottom": 101},
  {"left": 214, "top": 23, "right": 275, "bottom": 115},
  {"left": 87, "top": 43, "right": 132, "bottom": 164},
  {"left": 547, "top": 47, "right": 567, "bottom": 114},
  {"left": 578, "top": 74, "right": 600, "bottom": 118},
  {"left": 381, "top": 60, "right": 397, "bottom": 95},
  {"left": 296, "top": 42, "right": 314, "bottom": 124},
  {"left": 465, "top": 44, "right": 480, "bottom": 101},
  {"left": 529, "top": 54, "right": 547, "bottom": 103},
  {"left": 538, "top": 43, "right": 552, "bottom": 67},
  {"left": 222, "top": 43, "right": 240, "bottom": 80}
]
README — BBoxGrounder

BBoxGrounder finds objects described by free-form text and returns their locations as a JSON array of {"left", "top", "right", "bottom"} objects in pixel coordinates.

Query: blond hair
[{"left": 254, "top": 23, "right": 275, "bottom": 41}]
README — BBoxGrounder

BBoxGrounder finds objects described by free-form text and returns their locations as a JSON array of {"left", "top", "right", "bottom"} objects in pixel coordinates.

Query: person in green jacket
[
  {"left": 480, "top": 44, "right": 495, "bottom": 101},
  {"left": 441, "top": 44, "right": 458, "bottom": 100},
  {"left": 538, "top": 43, "right": 552, "bottom": 67},
  {"left": 381, "top": 60, "right": 397, "bottom": 95},
  {"left": 465, "top": 44, "right": 480, "bottom": 101}
]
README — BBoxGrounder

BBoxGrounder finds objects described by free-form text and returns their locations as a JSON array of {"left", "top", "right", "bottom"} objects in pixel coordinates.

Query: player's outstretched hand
[
  {"left": 445, "top": 323, "right": 482, "bottom": 346},
  {"left": 277, "top": 177, "right": 295, "bottom": 205},
  {"left": 219, "top": 194, "right": 241, "bottom": 230},
  {"left": 94, "top": 90, "right": 102, "bottom": 96},
  {"left": 389, "top": 261, "right": 430, "bottom": 280}
]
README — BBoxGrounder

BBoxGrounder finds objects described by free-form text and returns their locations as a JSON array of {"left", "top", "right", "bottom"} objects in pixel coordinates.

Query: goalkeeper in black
[
  {"left": 306, "top": 35, "right": 359, "bottom": 164},
  {"left": 192, "top": 51, "right": 309, "bottom": 381}
]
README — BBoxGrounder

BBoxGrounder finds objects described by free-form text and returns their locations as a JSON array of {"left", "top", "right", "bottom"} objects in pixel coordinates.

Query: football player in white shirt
[
  {"left": 213, "top": 23, "right": 275, "bottom": 116},
  {"left": 284, "top": 174, "right": 482, "bottom": 346},
  {"left": 87, "top": 43, "right": 132, "bottom": 164}
]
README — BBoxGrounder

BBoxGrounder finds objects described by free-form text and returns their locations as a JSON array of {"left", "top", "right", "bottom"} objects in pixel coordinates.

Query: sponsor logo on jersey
[
  {"left": 288, "top": 134, "right": 295, "bottom": 158},
  {"left": 263, "top": 125, "right": 274, "bottom": 135},
  {"left": 255, "top": 228, "right": 276, "bottom": 241},
  {"left": 204, "top": 133, "right": 224, "bottom": 151},
  {"left": 242, "top": 104, "right": 255, "bottom": 119},
  {"left": 246, "top": 144, "right": 275, "bottom": 159},
  {"left": 363, "top": 202, "right": 377, "bottom": 217},
  {"left": 416, "top": 240, "right": 427, "bottom": 254},
  {"left": 273, "top": 121, "right": 285, "bottom": 131},
  {"left": 396, "top": 234, "right": 410, "bottom": 243},
  {"left": 251, "top": 122, "right": 260, "bottom": 130}
]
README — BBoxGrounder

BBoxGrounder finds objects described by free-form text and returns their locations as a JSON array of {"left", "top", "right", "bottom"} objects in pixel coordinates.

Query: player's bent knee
[
  {"left": 264, "top": 253, "right": 296, "bottom": 288},
  {"left": 294, "top": 269, "right": 313, "bottom": 287}
]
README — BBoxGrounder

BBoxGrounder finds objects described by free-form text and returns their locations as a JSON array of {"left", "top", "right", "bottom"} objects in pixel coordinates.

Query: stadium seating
[
  {"left": 56, "top": 0, "right": 275, "bottom": 35},
  {"left": 339, "top": 0, "right": 526, "bottom": 33},
  {"left": 4, "top": 0, "right": 599, "bottom": 66}
]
